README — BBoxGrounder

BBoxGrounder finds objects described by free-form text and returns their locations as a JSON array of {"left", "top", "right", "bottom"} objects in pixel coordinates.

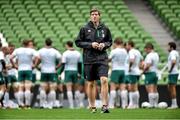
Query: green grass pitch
[{"left": 0, "top": 108, "right": 180, "bottom": 120}]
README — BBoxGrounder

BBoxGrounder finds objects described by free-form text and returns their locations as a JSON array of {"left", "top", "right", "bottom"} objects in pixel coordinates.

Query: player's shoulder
[{"left": 171, "top": 50, "right": 179, "bottom": 55}]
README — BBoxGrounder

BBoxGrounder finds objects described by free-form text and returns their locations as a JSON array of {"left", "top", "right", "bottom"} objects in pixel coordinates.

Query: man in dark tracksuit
[{"left": 75, "top": 8, "right": 112, "bottom": 113}]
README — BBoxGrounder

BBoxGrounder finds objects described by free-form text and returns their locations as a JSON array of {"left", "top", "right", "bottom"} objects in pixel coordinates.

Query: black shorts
[{"left": 84, "top": 63, "right": 108, "bottom": 81}]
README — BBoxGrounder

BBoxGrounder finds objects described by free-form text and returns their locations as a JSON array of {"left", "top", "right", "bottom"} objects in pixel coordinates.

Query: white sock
[
  {"left": 116, "top": 90, "right": 121, "bottom": 107},
  {"left": 48, "top": 90, "right": 56, "bottom": 107},
  {"left": 154, "top": 92, "right": 159, "bottom": 107},
  {"left": 4, "top": 92, "right": 9, "bottom": 104},
  {"left": 172, "top": 98, "right": 177, "bottom": 107},
  {"left": 58, "top": 92, "right": 64, "bottom": 106},
  {"left": 109, "top": 90, "right": 116, "bottom": 108},
  {"left": 79, "top": 92, "right": 85, "bottom": 107},
  {"left": 0, "top": 90, "right": 4, "bottom": 100},
  {"left": 120, "top": 90, "right": 128, "bottom": 109},
  {"left": 148, "top": 93, "right": 156, "bottom": 107},
  {"left": 17, "top": 91, "right": 24, "bottom": 106},
  {"left": 132, "top": 91, "right": 139, "bottom": 108},
  {"left": 128, "top": 92, "right": 133, "bottom": 107},
  {"left": 25, "top": 90, "right": 31, "bottom": 106},
  {"left": 75, "top": 90, "right": 80, "bottom": 108},
  {"left": 40, "top": 90, "right": 46, "bottom": 107},
  {"left": 14, "top": 92, "right": 18, "bottom": 103},
  {"left": 67, "top": 91, "right": 74, "bottom": 108}
]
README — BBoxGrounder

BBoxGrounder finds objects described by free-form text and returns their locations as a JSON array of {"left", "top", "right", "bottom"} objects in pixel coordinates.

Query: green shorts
[
  {"left": 41, "top": 73, "right": 56, "bottom": 82},
  {"left": 125, "top": 75, "right": 130, "bottom": 84},
  {"left": 79, "top": 77, "right": 85, "bottom": 86},
  {"left": 110, "top": 70, "right": 125, "bottom": 84},
  {"left": 144, "top": 72, "right": 158, "bottom": 85},
  {"left": 8, "top": 75, "right": 17, "bottom": 83},
  {"left": 128, "top": 75, "right": 140, "bottom": 84},
  {"left": 0, "top": 72, "right": 5, "bottom": 85},
  {"left": 64, "top": 71, "right": 78, "bottom": 84},
  {"left": 32, "top": 73, "right": 36, "bottom": 83},
  {"left": 168, "top": 74, "right": 179, "bottom": 85},
  {"left": 96, "top": 79, "right": 101, "bottom": 86},
  {"left": 56, "top": 74, "right": 63, "bottom": 84},
  {"left": 18, "top": 70, "right": 32, "bottom": 82}
]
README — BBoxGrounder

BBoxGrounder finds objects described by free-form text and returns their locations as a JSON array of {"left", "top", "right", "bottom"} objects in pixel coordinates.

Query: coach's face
[{"left": 90, "top": 11, "right": 100, "bottom": 23}]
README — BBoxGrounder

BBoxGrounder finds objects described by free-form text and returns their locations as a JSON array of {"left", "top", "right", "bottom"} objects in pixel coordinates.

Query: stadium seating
[
  {"left": 0, "top": 0, "right": 166, "bottom": 62},
  {"left": 149, "top": 0, "right": 180, "bottom": 40}
]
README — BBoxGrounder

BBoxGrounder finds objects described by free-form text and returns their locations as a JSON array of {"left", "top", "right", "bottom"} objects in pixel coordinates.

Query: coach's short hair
[
  {"left": 45, "top": 38, "right": 52, "bottom": 46},
  {"left": 168, "top": 42, "right": 176, "bottom": 50},
  {"left": 114, "top": 37, "right": 123, "bottom": 45},
  {"left": 127, "top": 40, "right": 135, "bottom": 47},
  {"left": 144, "top": 42, "right": 154, "bottom": 49},
  {"left": 66, "top": 41, "right": 73, "bottom": 47},
  {"left": 90, "top": 8, "right": 101, "bottom": 16}
]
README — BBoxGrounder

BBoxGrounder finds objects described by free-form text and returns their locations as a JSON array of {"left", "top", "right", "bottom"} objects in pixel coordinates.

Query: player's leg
[
  {"left": 109, "top": 82, "right": 117, "bottom": 109},
  {"left": 57, "top": 74, "right": 64, "bottom": 108},
  {"left": 78, "top": 78, "right": 85, "bottom": 108},
  {"left": 48, "top": 82, "right": 57, "bottom": 108},
  {"left": 24, "top": 71, "right": 33, "bottom": 108},
  {"left": 119, "top": 84, "right": 128, "bottom": 109},
  {"left": 65, "top": 71, "right": 74, "bottom": 109},
  {"left": 66, "top": 82, "right": 74, "bottom": 109},
  {"left": 71, "top": 71, "right": 81, "bottom": 108},
  {"left": 16, "top": 71, "right": 25, "bottom": 107},
  {"left": 3, "top": 76, "right": 10, "bottom": 107},
  {"left": 119, "top": 70, "right": 128, "bottom": 109},
  {"left": 0, "top": 73, "right": 6, "bottom": 108},
  {"left": 39, "top": 73, "right": 48, "bottom": 108},
  {"left": 128, "top": 75, "right": 139, "bottom": 109},
  {"left": 168, "top": 74, "right": 178, "bottom": 108},
  {"left": 145, "top": 72, "right": 159, "bottom": 108},
  {"left": 57, "top": 82, "right": 64, "bottom": 108},
  {"left": 109, "top": 70, "right": 118, "bottom": 109}
]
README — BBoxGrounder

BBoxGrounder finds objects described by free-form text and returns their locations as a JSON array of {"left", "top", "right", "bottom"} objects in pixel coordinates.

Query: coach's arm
[{"left": 75, "top": 28, "right": 92, "bottom": 49}]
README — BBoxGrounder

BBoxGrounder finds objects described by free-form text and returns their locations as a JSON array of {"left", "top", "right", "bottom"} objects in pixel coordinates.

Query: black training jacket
[{"left": 75, "top": 21, "right": 112, "bottom": 64}]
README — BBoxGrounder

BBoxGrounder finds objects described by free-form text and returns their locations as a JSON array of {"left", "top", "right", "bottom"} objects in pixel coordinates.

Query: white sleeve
[
  {"left": 33, "top": 49, "right": 38, "bottom": 57},
  {"left": 0, "top": 52, "right": 4, "bottom": 60},
  {"left": 145, "top": 55, "right": 152, "bottom": 64},
  {"left": 129, "top": 51, "right": 135, "bottom": 60},
  {"left": 56, "top": 50, "right": 61, "bottom": 60},
  {"left": 12, "top": 49, "right": 17, "bottom": 57},
  {"left": 62, "top": 53, "right": 66, "bottom": 63},
  {"left": 109, "top": 51, "right": 113, "bottom": 59},
  {"left": 78, "top": 53, "right": 82, "bottom": 63},
  {"left": 170, "top": 52, "right": 176, "bottom": 61}
]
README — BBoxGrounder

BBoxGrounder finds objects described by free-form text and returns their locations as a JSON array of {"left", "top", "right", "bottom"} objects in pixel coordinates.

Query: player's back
[
  {"left": 129, "top": 48, "right": 142, "bottom": 68},
  {"left": 146, "top": 51, "right": 159, "bottom": 72},
  {"left": 62, "top": 50, "right": 81, "bottom": 71},
  {"left": 168, "top": 50, "right": 179, "bottom": 73},
  {"left": 13, "top": 47, "right": 37, "bottom": 70},
  {"left": 110, "top": 48, "right": 127, "bottom": 70},
  {"left": 38, "top": 47, "right": 61, "bottom": 73}
]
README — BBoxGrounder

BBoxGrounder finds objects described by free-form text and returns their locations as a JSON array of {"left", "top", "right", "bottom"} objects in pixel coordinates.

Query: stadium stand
[
  {"left": 149, "top": 0, "right": 180, "bottom": 40},
  {"left": 0, "top": 0, "right": 166, "bottom": 61}
]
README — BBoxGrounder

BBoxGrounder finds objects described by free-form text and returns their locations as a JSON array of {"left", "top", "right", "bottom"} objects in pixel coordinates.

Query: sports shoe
[
  {"left": 168, "top": 105, "right": 178, "bottom": 109},
  {"left": 101, "top": 105, "right": 110, "bottom": 113},
  {"left": 90, "top": 107, "right": 97, "bottom": 113}
]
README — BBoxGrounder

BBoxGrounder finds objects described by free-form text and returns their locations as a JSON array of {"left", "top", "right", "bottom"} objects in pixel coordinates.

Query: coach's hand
[
  {"left": 92, "top": 42, "right": 99, "bottom": 49},
  {"left": 98, "top": 43, "right": 105, "bottom": 51}
]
